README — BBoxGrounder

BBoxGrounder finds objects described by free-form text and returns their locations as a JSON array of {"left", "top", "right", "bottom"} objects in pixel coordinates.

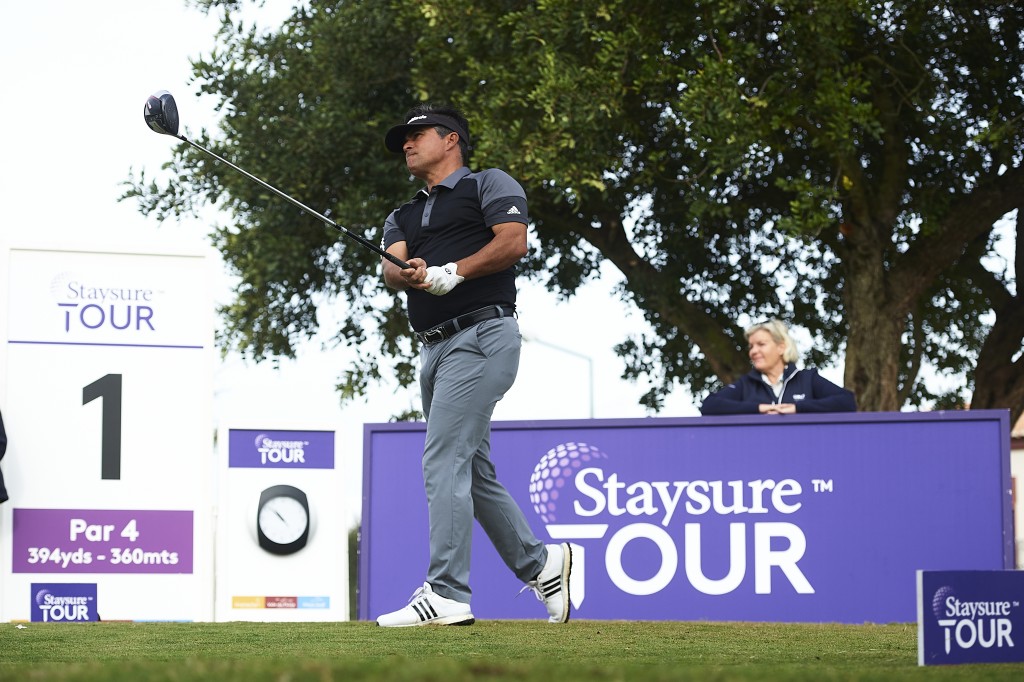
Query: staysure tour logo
[
  {"left": 228, "top": 430, "right": 333, "bottom": 469},
  {"left": 932, "top": 585, "right": 1017, "bottom": 655},
  {"left": 50, "top": 271, "right": 158, "bottom": 334},
  {"left": 31, "top": 583, "right": 99, "bottom": 622},
  {"left": 253, "top": 433, "right": 310, "bottom": 466},
  {"left": 529, "top": 442, "right": 815, "bottom": 601}
]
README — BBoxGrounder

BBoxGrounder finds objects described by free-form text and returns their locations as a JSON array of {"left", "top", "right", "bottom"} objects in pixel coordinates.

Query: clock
[{"left": 256, "top": 484, "right": 310, "bottom": 555}]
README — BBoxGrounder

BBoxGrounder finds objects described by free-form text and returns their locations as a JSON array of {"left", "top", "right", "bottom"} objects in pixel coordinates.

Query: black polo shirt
[{"left": 382, "top": 166, "right": 529, "bottom": 331}]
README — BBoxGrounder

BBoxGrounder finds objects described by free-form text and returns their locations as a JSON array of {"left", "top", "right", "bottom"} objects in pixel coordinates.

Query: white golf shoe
[
  {"left": 375, "top": 582, "right": 475, "bottom": 627},
  {"left": 525, "top": 543, "right": 572, "bottom": 623}
]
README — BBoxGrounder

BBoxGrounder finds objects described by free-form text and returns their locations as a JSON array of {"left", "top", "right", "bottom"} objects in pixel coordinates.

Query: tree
[{"left": 126, "top": 1, "right": 1024, "bottom": 421}]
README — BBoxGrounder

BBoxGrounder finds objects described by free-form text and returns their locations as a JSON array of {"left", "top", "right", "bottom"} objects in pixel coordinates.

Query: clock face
[{"left": 258, "top": 495, "right": 309, "bottom": 545}]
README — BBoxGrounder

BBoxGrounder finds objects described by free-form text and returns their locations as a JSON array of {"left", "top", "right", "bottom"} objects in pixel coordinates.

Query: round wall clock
[{"left": 256, "top": 484, "right": 310, "bottom": 555}]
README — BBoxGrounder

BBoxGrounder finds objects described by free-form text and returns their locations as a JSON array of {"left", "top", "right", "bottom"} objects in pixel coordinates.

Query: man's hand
[
  {"left": 387, "top": 256, "right": 427, "bottom": 290},
  {"left": 423, "top": 262, "right": 464, "bottom": 296}
]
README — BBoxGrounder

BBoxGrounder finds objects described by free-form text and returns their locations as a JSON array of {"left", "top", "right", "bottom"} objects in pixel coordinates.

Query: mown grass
[{"left": 2, "top": 619, "right": 1022, "bottom": 681}]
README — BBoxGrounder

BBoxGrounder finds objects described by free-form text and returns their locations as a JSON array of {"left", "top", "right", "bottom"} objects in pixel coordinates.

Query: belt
[{"left": 416, "top": 305, "right": 515, "bottom": 345}]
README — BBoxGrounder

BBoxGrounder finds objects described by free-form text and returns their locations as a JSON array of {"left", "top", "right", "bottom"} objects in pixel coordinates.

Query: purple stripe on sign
[
  {"left": 228, "top": 429, "right": 335, "bottom": 469},
  {"left": 12, "top": 509, "right": 194, "bottom": 574},
  {"left": 8, "top": 340, "right": 205, "bottom": 349}
]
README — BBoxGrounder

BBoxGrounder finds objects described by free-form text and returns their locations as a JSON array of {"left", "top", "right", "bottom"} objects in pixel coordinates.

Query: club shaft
[{"left": 178, "top": 135, "right": 411, "bottom": 270}]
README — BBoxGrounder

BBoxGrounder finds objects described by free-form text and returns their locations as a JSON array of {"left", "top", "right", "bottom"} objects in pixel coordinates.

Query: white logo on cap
[{"left": 407, "top": 115, "right": 428, "bottom": 124}]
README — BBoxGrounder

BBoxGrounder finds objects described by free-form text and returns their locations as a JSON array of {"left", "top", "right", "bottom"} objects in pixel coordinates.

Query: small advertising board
[
  {"left": 214, "top": 428, "right": 348, "bottom": 622},
  {"left": 918, "top": 570, "right": 1024, "bottom": 666}
]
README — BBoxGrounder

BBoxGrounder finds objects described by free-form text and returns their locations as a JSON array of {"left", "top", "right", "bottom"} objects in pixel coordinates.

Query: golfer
[{"left": 376, "top": 103, "right": 572, "bottom": 627}]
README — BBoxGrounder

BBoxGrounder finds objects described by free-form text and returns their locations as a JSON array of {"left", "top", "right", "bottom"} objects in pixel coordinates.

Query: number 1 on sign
[{"left": 83, "top": 374, "right": 122, "bottom": 480}]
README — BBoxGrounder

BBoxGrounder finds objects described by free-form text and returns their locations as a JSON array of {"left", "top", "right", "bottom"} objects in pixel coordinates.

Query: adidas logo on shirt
[{"left": 507, "top": 206, "right": 521, "bottom": 215}]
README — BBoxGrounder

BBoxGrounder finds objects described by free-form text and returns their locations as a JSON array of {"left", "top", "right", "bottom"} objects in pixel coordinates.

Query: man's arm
[
  {"left": 452, "top": 221, "right": 528, "bottom": 280},
  {"left": 382, "top": 221, "right": 527, "bottom": 293}
]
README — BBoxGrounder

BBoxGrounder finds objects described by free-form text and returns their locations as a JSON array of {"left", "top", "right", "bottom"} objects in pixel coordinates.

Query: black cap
[{"left": 385, "top": 113, "right": 471, "bottom": 153}]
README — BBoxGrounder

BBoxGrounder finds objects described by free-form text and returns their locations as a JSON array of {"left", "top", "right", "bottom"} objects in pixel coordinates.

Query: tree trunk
[
  {"left": 969, "top": 209, "right": 1024, "bottom": 425},
  {"left": 841, "top": 240, "right": 905, "bottom": 412}
]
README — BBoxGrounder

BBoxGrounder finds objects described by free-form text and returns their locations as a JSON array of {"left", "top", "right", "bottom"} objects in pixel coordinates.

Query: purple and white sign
[
  {"left": 31, "top": 583, "right": 99, "bottom": 622},
  {"left": 361, "top": 411, "right": 1013, "bottom": 623},
  {"left": 6, "top": 249, "right": 211, "bottom": 349},
  {"left": 12, "top": 509, "right": 194, "bottom": 574},
  {"left": 918, "top": 570, "right": 1024, "bottom": 666},
  {"left": 228, "top": 430, "right": 335, "bottom": 469}
]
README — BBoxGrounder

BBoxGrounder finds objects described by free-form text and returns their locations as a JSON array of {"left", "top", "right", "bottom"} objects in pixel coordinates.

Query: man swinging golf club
[
  {"left": 376, "top": 103, "right": 572, "bottom": 627},
  {"left": 142, "top": 91, "right": 569, "bottom": 623}
]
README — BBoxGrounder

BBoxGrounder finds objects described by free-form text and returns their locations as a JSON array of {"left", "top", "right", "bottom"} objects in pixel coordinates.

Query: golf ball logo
[
  {"left": 34, "top": 588, "right": 52, "bottom": 607},
  {"left": 932, "top": 585, "right": 955, "bottom": 618},
  {"left": 49, "top": 272, "right": 74, "bottom": 301},
  {"left": 529, "top": 442, "right": 608, "bottom": 523}
]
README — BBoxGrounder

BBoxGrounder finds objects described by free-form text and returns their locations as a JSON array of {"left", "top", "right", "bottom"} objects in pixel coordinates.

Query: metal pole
[{"left": 525, "top": 336, "right": 594, "bottom": 419}]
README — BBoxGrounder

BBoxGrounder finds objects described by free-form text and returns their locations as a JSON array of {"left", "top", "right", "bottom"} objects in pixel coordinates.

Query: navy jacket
[
  {"left": 700, "top": 364, "right": 856, "bottom": 415},
  {"left": 0, "top": 409, "right": 7, "bottom": 503}
]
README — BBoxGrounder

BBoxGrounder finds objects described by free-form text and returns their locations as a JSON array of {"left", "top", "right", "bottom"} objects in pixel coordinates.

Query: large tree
[{"left": 126, "top": 1, "right": 1024, "bottom": 420}]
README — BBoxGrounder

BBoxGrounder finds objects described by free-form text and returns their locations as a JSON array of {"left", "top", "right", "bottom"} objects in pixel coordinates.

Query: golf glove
[{"left": 424, "top": 262, "right": 464, "bottom": 296}]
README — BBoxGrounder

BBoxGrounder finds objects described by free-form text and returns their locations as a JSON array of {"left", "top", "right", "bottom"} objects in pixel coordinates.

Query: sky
[{"left": 0, "top": 1, "right": 709, "bottom": 525}]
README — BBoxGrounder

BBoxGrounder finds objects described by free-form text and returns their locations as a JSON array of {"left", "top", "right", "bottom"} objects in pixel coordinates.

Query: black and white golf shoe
[
  {"left": 525, "top": 542, "right": 573, "bottom": 623},
  {"left": 375, "top": 582, "right": 475, "bottom": 627}
]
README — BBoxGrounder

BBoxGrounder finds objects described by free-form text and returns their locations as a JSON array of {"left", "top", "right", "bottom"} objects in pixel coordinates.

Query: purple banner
[
  {"left": 31, "top": 583, "right": 99, "bottom": 622},
  {"left": 918, "top": 570, "right": 1024, "bottom": 665},
  {"left": 361, "top": 411, "right": 1012, "bottom": 623},
  {"left": 12, "top": 509, "right": 194, "bottom": 574},
  {"left": 229, "top": 429, "right": 335, "bottom": 469}
]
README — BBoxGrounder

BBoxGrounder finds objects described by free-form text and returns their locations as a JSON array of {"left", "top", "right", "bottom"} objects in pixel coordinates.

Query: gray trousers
[{"left": 419, "top": 316, "right": 546, "bottom": 603}]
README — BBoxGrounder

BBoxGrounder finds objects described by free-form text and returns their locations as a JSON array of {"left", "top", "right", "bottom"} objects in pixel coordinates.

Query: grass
[{"left": 1, "top": 620, "right": 1023, "bottom": 681}]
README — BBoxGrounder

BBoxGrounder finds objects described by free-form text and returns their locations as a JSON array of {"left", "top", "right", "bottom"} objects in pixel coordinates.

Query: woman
[{"left": 700, "top": 320, "right": 856, "bottom": 415}]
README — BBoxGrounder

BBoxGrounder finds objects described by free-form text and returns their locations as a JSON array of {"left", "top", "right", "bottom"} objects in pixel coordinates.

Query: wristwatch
[{"left": 256, "top": 484, "right": 311, "bottom": 555}]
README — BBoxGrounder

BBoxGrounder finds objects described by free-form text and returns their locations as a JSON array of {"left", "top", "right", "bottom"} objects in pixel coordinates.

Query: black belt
[{"left": 416, "top": 305, "right": 515, "bottom": 345}]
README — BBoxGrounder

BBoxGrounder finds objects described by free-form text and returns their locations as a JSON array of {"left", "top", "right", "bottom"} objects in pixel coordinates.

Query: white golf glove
[{"left": 424, "top": 262, "right": 464, "bottom": 296}]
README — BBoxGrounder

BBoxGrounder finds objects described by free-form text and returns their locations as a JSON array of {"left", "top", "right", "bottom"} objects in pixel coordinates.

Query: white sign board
[
  {"left": 214, "top": 426, "right": 349, "bottom": 622},
  {"left": 0, "top": 243, "right": 215, "bottom": 622}
]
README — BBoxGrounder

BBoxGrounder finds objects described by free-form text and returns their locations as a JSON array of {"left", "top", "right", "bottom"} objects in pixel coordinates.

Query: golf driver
[{"left": 143, "top": 90, "right": 411, "bottom": 270}]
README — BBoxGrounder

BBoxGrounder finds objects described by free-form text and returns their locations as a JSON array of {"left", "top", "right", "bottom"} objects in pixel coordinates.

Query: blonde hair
[{"left": 745, "top": 319, "right": 799, "bottom": 364}]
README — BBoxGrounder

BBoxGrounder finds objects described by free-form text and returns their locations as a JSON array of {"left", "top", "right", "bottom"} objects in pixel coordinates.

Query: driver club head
[{"left": 144, "top": 90, "right": 179, "bottom": 136}]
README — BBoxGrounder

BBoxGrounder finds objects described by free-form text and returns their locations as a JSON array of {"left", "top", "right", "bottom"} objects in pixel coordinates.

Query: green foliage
[{"left": 124, "top": 0, "right": 1024, "bottom": 415}]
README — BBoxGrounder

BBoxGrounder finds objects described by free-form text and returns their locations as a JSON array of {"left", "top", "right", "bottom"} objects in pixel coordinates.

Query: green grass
[{"left": 2, "top": 620, "right": 1022, "bottom": 681}]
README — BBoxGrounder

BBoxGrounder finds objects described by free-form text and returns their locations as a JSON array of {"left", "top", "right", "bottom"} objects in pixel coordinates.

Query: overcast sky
[{"left": 1, "top": 1, "right": 710, "bottom": 524}]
